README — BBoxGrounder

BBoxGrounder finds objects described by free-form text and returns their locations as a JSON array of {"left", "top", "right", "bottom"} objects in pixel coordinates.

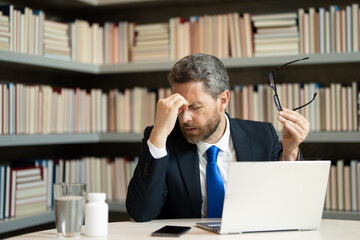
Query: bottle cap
[{"left": 87, "top": 192, "right": 106, "bottom": 201}]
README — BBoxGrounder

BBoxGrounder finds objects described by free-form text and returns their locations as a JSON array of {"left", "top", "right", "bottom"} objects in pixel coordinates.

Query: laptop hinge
[{"left": 300, "top": 226, "right": 312, "bottom": 231}]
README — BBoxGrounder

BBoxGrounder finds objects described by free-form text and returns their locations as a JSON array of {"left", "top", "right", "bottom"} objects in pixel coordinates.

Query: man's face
[{"left": 172, "top": 81, "right": 222, "bottom": 144}]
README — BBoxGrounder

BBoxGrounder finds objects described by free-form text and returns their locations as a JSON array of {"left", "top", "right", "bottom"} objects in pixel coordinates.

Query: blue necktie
[{"left": 206, "top": 146, "right": 225, "bottom": 218}]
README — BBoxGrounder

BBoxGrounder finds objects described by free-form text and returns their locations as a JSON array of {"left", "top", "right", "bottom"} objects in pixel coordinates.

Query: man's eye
[{"left": 190, "top": 106, "right": 201, "bottom": 110}]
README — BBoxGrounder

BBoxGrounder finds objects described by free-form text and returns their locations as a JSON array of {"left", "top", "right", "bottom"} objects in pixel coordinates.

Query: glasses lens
[
  {"left": 273, "top": 95, "right": 282, "bottom": 112},
  {"left": 269, "top": 72, "right": 275, "bottom": 89}
]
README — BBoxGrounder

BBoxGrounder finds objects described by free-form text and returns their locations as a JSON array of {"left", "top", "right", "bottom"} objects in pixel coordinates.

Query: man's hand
[
  {"left": 149, "top": 93, "right": 188, "bottom": 149},
  {"left": 278, "top": 108, "right": 310, "bottom": 161}
]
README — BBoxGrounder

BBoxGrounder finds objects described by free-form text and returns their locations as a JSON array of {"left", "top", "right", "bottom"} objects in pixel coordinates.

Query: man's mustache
[{"left": 182, "top": 122, "right": 199, "bottom": 128}]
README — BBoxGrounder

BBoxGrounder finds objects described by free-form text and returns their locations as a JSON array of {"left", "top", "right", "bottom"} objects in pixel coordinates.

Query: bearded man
[{"left": 126, "top": 54, "right": 310, "bottom": 222}]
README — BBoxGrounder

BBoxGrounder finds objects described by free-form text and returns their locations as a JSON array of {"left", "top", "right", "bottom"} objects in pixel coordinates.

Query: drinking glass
[{"left": 54, "top": 183, "right": 86, "bottom": 238}]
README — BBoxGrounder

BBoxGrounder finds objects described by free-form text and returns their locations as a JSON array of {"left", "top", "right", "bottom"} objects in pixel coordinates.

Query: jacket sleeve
[
  {"left": 125, "top": 126, "right": 169, "bottom": 222},
  {"left": 268, "top": 122, "right": 284, "bottom": 161}
]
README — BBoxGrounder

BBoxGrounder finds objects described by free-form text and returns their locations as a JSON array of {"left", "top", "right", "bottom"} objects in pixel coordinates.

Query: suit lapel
[
  {"left": 229, "top": 117, "right": 254, "bottom": 161},
  {"left": 174, "top": 132, "right": 202, "bottom": 217}
]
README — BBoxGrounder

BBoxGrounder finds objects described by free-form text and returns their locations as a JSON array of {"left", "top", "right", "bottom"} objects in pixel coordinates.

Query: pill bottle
[{"left": 85, "top": 193, "right": 108, "bottom": 237}]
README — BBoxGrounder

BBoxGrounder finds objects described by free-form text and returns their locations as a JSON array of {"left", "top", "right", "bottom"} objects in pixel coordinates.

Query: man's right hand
[{"left": 149, "top": 93, "right": 188, "bottom": 149}]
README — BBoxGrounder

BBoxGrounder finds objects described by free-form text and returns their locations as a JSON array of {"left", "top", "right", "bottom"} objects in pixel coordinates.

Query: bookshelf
[
  {"left": 2, "top": 50, "right": 360, "bottom": 74},
  {"left": 0, "top": 211, "right": 54, "bottom": 235},
  {"left": 0, "top": 0, "right": 360, "bottom": 237}
]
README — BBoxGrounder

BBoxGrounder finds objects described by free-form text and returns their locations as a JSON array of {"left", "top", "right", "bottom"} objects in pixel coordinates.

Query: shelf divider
[{"left": 2, "top": 50, "right": 360, "bottom": 74}]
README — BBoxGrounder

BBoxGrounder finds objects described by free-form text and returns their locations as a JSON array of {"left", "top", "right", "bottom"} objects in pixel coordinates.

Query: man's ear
[{"left": 219, "top": 90, "right": 230, "bottom": 112}]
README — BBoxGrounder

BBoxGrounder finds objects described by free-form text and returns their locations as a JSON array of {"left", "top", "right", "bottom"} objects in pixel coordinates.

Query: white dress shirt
[{"left": 147, "top": 115, "right": 236, "bottom": 217}]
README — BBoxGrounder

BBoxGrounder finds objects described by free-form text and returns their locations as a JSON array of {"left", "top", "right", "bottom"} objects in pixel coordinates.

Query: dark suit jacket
[{"left": 126, "top": 117, "right": 286, "bottom": 222}]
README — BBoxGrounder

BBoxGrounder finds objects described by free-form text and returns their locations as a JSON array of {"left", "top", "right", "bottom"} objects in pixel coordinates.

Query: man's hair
[{"left": 168, "top": 54, "right": 230, "bottom": 99}]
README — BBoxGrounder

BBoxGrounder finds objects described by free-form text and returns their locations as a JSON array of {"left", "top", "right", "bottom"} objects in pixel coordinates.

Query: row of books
[
  {"left": 0, "top": 81, "right": 359, "bottom": 135},
  {"left": 54, "top": 157, "right": 138, "bottom": 203},
  {"left": 0, "top": 5, "right": 134, "bottom": 64},
  {"left": 299, "top": 4, "right": 360, "bottom": 54},
  {"left": 0, "top": 157, "right": 137, "bottom": 219},
  {"left": 324, "top": 160, "right": 360, "bottom": 211},
  {"left": 0, "top": 6, "right": 44, "bottom": 54},
  {"left": 1, "top": 3, "right": 360, "bottom": 63},
  {"left": 0, "top": 83, "right": 160, "bottom": 135},
  {"left": 227, "top": 82, "right": 360, "bottom": 132},
  {"left": 170, "top": 13, "right": 253, "bottom": 60}
]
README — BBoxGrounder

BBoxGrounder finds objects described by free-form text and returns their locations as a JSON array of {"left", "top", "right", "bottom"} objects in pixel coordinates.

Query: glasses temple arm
[
  {"left": 292, "top": 92, "right": 317, "bottom": 111},
  {"left": 274, "top": 57, "right": 309, "bottom": 71}
]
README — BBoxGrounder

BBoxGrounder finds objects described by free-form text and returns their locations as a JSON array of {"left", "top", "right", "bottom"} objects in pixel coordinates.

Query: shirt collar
[{"left": 196, "top": 114, "right": 230, "bottom": 156}]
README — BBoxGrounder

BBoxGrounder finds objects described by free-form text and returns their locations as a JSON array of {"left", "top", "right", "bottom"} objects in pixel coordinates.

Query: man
[{"left": 126, "top": 54, "right": 310, "bottom": 222}]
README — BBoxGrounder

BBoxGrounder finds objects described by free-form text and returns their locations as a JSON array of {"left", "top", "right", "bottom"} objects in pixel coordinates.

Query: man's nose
[{"left": 179, "top": 109, "right": 192, "bottom": 123}]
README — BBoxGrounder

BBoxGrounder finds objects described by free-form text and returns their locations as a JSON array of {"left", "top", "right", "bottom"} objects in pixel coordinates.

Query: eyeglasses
[{"left": 269, "top": 57, "right": 317, "bottom": 112}]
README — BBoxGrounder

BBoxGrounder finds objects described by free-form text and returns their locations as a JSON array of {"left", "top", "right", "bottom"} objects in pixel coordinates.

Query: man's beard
[{"left": 180, "top": 110, "right": 221, "bottom": 144}]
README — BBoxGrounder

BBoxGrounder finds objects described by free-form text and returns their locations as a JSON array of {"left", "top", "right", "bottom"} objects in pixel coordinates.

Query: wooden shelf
[
  {"left": 0, "top": 131, "right": 358, "bottom": 147},
  {"left": 0, "top": 51, "right": 96, "bottom": 73},
  {"left": 1, "top": 50, "right": 360, "bottom": 74},
  {"left": 278, "top": 132, "right": 360, "bottom": 143},
  {"left": 0, "top": 133, "right": 143, "bottom": 147},
  {"left": 323, "top": 210, "right": 360, "bottom": 221},
  {"left": 0, "top": 211, "right": 54, "bottom": 234}
]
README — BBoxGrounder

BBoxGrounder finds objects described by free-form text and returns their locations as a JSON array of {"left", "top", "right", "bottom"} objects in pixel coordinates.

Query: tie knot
[{"left": 206, "top": 146, "right": 219, "bottom": 163}]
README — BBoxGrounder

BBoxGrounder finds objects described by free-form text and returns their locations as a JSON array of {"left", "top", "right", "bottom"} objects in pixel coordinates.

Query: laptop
[{"left": 196, "top": 160, "right": 331, "bottom": 234}]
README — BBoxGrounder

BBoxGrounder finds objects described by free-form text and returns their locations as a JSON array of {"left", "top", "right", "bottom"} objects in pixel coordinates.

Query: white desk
[{"left": 7, "top": 218, "right": 360, "bottom": 239}]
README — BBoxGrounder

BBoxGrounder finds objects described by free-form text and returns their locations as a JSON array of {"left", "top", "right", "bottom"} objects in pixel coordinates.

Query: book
[
  {"left": 0, "top": 165, "right": 5, "bottom": 219},
  {"left": 252, "top": 12, "right": 297, "bottom": 21},
  {"left": 343, "top": 165, "right": 351, "bottom": 211},
  {"left": 253, "top": 19, "right": 297, "bottom": 28},
  {"left": 15, "top": 200, "right": 47, "bottom": 217},
  {"left": 352, "top": 4, "right": 359, "bottom": 52},
  {"left": 337, "top": 160, "right": 344, "bottom": 211},
  {"left": 350, "top": 160, "right": 358, "bottom": 211},
  {"left": 330, "top": 164, "right": 338, "bottom": 210}
]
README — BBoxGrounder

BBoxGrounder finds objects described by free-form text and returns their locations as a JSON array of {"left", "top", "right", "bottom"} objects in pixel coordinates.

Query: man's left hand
[{"left": 278, "top": 108, "right": 310, "bottom": 161}]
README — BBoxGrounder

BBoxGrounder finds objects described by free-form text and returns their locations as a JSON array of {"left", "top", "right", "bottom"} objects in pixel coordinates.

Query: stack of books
[
  {"left": 43, "top": 19, "right": 71, "bottom": 60},
  {"left": 10, "top": 166, "right": 47, "bottom": 217},
  {"left": 252, "top": 12, "right": 300, "bottom": 56},
  {"left": 0, "top": 5, "right": 45, "bottom": 55},
  {"left": 131, "top": 22, "right": 170, "bottom": 62},
  {"left": 0, "top": 11, "right": 10, "bottom": 50}
]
